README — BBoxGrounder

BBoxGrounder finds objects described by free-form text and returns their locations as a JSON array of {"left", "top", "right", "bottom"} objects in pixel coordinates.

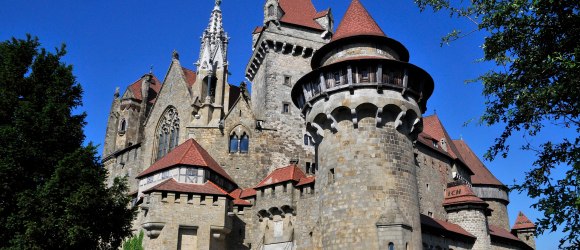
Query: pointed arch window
[
  {"left": 229, "top": 127, "right": 250, "bottom": 154},
  {"left": 268, "top": 5, "right": 275, "bottom": 17},
  {"left": 229, "top": 134, "right": 239, "bottom": 153},
  {"left": 119, "top": 119, "right": 127, "bottom": 134},
  {"left": 240, "top": 133, "right": 249, "bottom": 153},
  {"left": 156, "top": 107, "right": 180, "bottom": 160}
]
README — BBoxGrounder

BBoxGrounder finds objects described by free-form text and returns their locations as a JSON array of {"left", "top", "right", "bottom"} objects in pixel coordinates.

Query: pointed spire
[
  {"left": 197, "top": 0, "right": 228, "bottom": 71},
  {"left": 331, "top": 0, "right": 385, "bottom": 42},
  {"left": 512, "top": 211, "right": 536, "bottom": 230}
]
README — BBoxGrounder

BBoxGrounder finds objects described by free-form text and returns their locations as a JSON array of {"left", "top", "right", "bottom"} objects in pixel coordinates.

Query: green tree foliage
[
  {"left": 414, "top": 0, "right": 579, "bottom": 248},
  {"left": 122, "top": 231, "right": 144, "bottom": 250},
  {"left": 0, "top": 35, "right": 135, "bottom": 250}
]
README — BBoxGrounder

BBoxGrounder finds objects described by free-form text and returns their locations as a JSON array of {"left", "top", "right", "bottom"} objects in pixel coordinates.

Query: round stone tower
[{"left": 290, "top": 0, "right": 434, "bottom": 249}]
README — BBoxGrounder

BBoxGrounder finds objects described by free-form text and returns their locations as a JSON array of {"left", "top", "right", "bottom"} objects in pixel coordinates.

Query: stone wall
[
  {"left": 447, "top": 209, "right": 491, "bottom": 250},
  {"left": 136, "top": 192, "right": 231, "bottom": 250},
  {"left": 416, "top": 144, "right": 453, "bottom": 220},
  {"left": 314, "top": 115, "right": 422, "bottom": 249}
]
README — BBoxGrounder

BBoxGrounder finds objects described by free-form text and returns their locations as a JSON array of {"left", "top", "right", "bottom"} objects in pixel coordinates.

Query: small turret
[
  {"left": 291, "top": 0, "right": 434, "bottom": 248},
  {"left": 512, "top": 211, "right": 536, "bottom": 249}
]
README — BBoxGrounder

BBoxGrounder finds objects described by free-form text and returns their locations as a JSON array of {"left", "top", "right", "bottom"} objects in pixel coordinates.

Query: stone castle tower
[
  {"left": 102, "top": 0, "right": 537, "bottom": 249},
  {"left": 291, "top": 1, "right": 433, "bottom": 248}
]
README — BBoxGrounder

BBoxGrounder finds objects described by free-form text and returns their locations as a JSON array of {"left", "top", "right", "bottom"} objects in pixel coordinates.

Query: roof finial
[
  {"left": 172, "top": 49, "right": 180, "bottom": 60},
  {"left": 215, "top": 0, "right": 221, "bottom": 7},
  {"left": 149, "top": 65, "right": 153, "bottom": 74}
]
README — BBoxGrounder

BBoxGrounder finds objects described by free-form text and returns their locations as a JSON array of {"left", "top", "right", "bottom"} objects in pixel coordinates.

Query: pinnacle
[{"left": 332, "top": 0, "right": 386, "bottom": 42}]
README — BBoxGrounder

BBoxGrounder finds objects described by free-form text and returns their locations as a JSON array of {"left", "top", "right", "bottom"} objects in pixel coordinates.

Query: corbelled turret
[{"left": 291, "top": 0, "right": 434, "bottom": 248}]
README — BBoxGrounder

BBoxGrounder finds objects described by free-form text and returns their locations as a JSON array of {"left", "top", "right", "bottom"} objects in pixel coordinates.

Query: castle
[{"left": 102, "top": 0, "right": 537, "bottom": 249}]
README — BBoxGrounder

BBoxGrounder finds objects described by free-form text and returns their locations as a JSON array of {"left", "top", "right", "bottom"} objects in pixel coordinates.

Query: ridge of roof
[
  {"left": 136, "top": 139, "right": 235, "bottom": 183},
  {"left": 314, "top": 8, "right": 330, "bottom": 19},
  {"left": 422, "top": 114, "right": 471, "bottom": 168},
  {"left": 453, "top": 139, "right": 504, "bottom": 187},
  {"left": 331, "top": 0, "right": 385, "bottom": 42},
  {"left": 512, "top": 211, "right": 536, "bottom": 230},
  {"left": 279, "top": 0, "right": 324, "bottom": 31},
  {"left": 255, "top": 164, "right": 306, "bottom": 189}
]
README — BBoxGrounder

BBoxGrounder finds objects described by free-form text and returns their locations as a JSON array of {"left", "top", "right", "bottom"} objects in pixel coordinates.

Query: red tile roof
[
  {"left": 279, "top": 0, "right": 325, "bottom": 30},
  {"left": 331, "top": 0, "right": 385, "bottom": 42},
  {"left": 453, "top": 140, "right": 504, "bottom": 186},
  {"left": 255, "top": 164, "right": 306, "bottom": 189},
  {"left": 144, "top": 178, "right": 228, "bottom": 196},
  {"left": 252, "top": 26, "right": 264, "bottom": 34},
  {"left": 420, "top": 214, "right": 476, "bottom": 240},
  {"left": 489, "top": 224, "right": 523, "bottom": 242},
  {"left": 136, "top": 139, "right": 234, "bottom": 183},
  {"left": 314, "top": 9, "right": 330, "bottom": 19},
  {"left": 239, "top": 188, "right": 257, "bottom": 198},
  {"left": 443, "top": 184, "right": 487, "bottom": 207},
  {"left": 128, "top": 74, "right": 162, "bottom": 104},
  {"left": 296, "top": 176, "right": 315, "bottom": 186},
  {"left": 228, "top": 188, "right": 253, "bottom": 206},
  {"left": 512, "top": 211, "right": 536, "bottom": 230},
  {"left": 181, "top": 67, "right": 197, "bottom": 88}
]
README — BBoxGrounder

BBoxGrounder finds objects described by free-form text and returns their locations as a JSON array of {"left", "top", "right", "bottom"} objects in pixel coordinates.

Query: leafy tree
[
  {"left": 122, "top": 231, "right": 144, "bottom": 250},
  {"left": 0, "top": 35, "right": 135, "bottom": 250},
  {"left": 414, "top": 0, "right": 579, "bottom": 248}
]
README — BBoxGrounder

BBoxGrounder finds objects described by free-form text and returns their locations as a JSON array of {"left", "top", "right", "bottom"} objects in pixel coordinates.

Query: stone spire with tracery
[{"left": 197, "top": 0, "right": 229, "bottom": 71}]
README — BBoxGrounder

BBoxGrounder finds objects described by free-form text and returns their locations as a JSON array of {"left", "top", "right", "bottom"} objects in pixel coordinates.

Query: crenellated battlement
[{"left": 246, "top": 39, "right": 317, "bottom": 80}]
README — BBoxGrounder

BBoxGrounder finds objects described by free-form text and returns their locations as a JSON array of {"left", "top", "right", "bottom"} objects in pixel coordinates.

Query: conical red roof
[
  {"left": 331, "top": 0, "right": 385, "bottom": 42},
  {"left": 512, "top": 211, "right": 536, "bottom": 230}
]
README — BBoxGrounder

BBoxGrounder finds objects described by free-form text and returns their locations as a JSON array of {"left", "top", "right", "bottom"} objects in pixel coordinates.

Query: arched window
[
  {"left": 119, "top": 119, "right": 127, "bottom": 132},
  {"left": 229, "top": 126, "right": 250, "bottom": 154},
  {"left": 229, "top": 134, "right": 239, "bottom": 153},
  {"left": 388, "top": 242, "right": 395, "bottom": 250},
  {"left": 156, "top": 107, "right": 180, "bottom": 160},
  {"left": 240, "top": 133, "right": 249, "bottom": 153},
  {"left": 268, "top": 5, "right": 275, "bottom": 17}
]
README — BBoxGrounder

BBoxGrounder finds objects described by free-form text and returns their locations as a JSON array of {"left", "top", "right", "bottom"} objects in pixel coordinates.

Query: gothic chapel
[{"left": 103, "top": 0, "right": 537, "bottom": 249}]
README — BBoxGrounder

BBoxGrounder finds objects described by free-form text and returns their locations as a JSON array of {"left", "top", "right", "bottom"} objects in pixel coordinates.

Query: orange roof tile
[
  {"left": 314, "top": 9, "right": 330, "bottom": 19},
  {"left": 489, "top": 225, "right": 522, "bottom": 242},
  {"left": 128, "top": 74, "right": 162, "bottom": 104},
  {"left": 136, "top": 139, "right": 234, "bottom": 183},
  {"left": 443, "top": 184, "right": 487, "bottom": 207},
  {"left": 144, "top": 178, "right": 228, "bottom": 196},
  {"left": 453, "top": 140, "right": 504, "bottom": 186},
  {"left": 228, "top": 188, "right": 253, "bottom": 206},
  {"left": 240, "top": 188, "right": 257, "bottom": 198},
  {"left": 420, "top": 214, "right": 476, "bottom": 240},
  {"left": 252, "top": 26, "right": 264, "bottom": 34},
  {"left": 331, "top": 0, "right": 385, "bottom": 42},
  {"left": 512, "top": 211, "right": 536, "bottom": 230},
  {"left": 279, "top": 0, "right": 324, "bottom": 30},
  {"left": 296, "top": 176, "right": 315, "bottom": 186},
  {"left": 181, "top": 67, "right": 197, "bottom": 88},
  {"left": 255, "top": 164, "right": 306, "bottom": 189}
]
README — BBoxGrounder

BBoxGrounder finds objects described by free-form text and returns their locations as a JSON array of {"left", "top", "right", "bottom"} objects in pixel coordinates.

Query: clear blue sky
[{"left": 0, "top": 0, "right": 562, "bottom": 248}]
